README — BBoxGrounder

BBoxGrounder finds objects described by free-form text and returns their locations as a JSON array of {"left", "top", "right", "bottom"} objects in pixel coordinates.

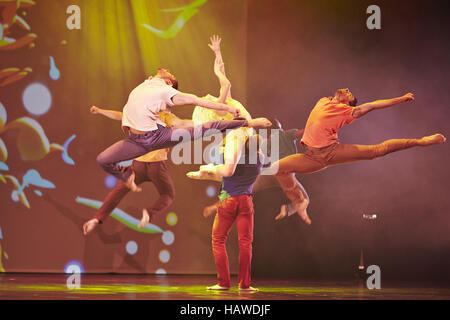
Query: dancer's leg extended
[{"left": 327, "top": 134, "right": 446, "bottom": 165}]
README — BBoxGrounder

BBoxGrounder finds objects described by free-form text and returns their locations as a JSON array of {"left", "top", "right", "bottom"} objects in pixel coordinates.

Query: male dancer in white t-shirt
[{"left": 95, "top": 68, "right": 271, "bottom": 192}]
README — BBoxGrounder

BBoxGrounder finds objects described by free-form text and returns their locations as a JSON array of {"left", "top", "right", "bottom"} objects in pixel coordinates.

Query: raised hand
[
  {"left": 402, "top": 93, "right": 414, "bottom": 102},
  {"left": 208, "top": 34, "right": 222, "bottom": 53},
  {"left": 90, "top": 106, "right": 100, "bottom": 114}
]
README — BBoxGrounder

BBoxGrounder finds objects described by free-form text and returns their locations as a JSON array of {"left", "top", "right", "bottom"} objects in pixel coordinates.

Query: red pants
[
  {"left": 94, "top": 160, "right": 175, "bottom": 223},
  {"left": 212, "top": 194, "right": 254, "bottom": 289}
]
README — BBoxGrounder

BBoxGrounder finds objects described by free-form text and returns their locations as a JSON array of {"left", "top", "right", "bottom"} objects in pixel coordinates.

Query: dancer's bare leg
[
  {"left": 327, "top": 134, "right": 446, "bottom": 165},
  {"left": 138, "top": 208, "right": 150, "bottom": 228},
  {"left": 274, "top": 154, "right": 325, "bottom": 225},
  {"left": 276, "top": 177, "right": 309, "bottom": 220}
]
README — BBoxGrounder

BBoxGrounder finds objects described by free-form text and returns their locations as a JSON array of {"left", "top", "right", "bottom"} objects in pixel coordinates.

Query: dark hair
[
  {"left": 349, "top": 97, "right": 357, "bottom": 107},
  {"left": 171, "top": 78, "right": 178, "bottom": 90},
  {"left": 159, "top": 68, "right": 178, "bottom": 89}
]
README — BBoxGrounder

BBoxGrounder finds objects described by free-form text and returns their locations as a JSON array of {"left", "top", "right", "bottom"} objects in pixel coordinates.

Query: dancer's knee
[
  {"left": 238, "top": 236, "right": 253, "bottom": 249},
  {"left": 161, "top": 194, "right": 174, "bottom": 206},
  {"left": 212, "top": 236, "right": 226, "bottom": 247},
  {"left": 96, "top": 153, "right": 109, "bottom": 167}
]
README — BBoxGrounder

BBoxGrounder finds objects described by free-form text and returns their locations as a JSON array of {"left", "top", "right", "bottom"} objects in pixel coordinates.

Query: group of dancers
[{"left": 82, "top": 35, "right": 446, "bottom": 292}]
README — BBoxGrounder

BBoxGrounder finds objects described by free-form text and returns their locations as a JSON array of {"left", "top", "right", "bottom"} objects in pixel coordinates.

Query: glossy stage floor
[{"left": 1, "top": 273, "right": 450, "bottom": 300}]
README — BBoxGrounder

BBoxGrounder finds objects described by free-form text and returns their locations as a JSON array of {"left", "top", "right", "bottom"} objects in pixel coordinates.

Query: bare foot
[
  {"left": 203, "top": 204, "right": 218, "bottom": 218},
  {"left": 206, "top": 284, "right": 230, "bottom": 290},
  {"left": 418, "top": 134, "right": 446, "bottom": 146},
  {"left": 275, "top": 204, "right": 288, "bottom": 220},
  {"left": 295, "top": 198, "right": 311, "bottom": 225},
  {"left": 247, "top": 117, "right": 272, "bottom": 128},
  {"left": 83, "top": 218, "right": 99, "bottom": 235},
  {"left": 125, "top": 172, "right": 142, "bottom": 192},
  {"left": 239, "top": 286, "right": 259, "bottom": 292},
  {"left": 138, "top": 209, "right": 150, "bottom": 228}
]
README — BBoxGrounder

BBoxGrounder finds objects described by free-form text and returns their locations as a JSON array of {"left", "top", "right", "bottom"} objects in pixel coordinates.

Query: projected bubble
[
  {"left": 126, "top": 241, "right": 138, "bottom": 255},
  {"left": 166, "top": 212, "right": 178, "bottom": 226},
  {"left": 22, "top": 83, "right": 52, "bottom": 116},
  {"left": 159, "top": 250, "right": 170, "bottom": 263},
  {"left": 162, "top": 231, "right": 174, "bottom": 246},
  {"left": 105, "top": 175, "right": 118, "bottom": 189},
  {"left": 155, "top": 268, "right": 167, "bottom": 275},
  {"left": 206, "top": 185, "right": 216, "bottom": 197}
]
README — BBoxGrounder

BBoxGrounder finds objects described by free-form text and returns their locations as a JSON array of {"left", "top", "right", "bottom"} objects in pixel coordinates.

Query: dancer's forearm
[
  {"left": 172, "top": 92, "right": 236, "bottom": 115},
  {"left": 352, "top": 93, "right": 414, "bottom": 118},
  {"left": 214, "top": 58, "right": 231, "bottom": 103},
  {"left": 91, "top": 106, "right": 123, "bottom": 120}
]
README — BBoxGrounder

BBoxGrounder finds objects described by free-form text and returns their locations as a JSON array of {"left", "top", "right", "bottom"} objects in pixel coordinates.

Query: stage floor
[{"left": 1, "top": 274, "right": 450, "bottom": 300}]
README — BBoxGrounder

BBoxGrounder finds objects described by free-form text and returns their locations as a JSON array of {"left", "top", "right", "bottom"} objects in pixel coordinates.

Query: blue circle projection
[
  {"left": 206, "top": 185, "right": 216, "bottom": 198},
  {"left": 105, "top": 175, "right": 118, "bottom": 189},
  {"left": 126, "top": 241, "right": 138, "bottom": 255},
  {"left": 22, "top": 83, "right": 52, "bottom": 116}
]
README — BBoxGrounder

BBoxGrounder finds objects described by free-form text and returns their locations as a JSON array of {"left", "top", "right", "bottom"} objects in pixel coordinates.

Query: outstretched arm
[
  {"left": 90, "top": 106, "right": 122, "bottom": 120},
  {"left": 171, "top": 92, "right": 240, "bottom": 117},
  {"left": 187, "top": 130, "right": 246, "bottom": 181},
  {"left": 208, "top": 35, "right": 231, "bottom": 102},
  {"left": 352, "top": 93, "right": 414, "bottom": 119}
]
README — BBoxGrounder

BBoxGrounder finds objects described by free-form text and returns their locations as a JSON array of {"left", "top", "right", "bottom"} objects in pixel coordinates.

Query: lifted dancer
[
  {"left": 203, "top": 118, "right": 310, "bottom": 221},
  {"left": 274, "top": 89, "right": 446, "bottom": 225},
  {"left": 95, "top": 68, "right": 270, "bottom": 192},
  {"left": 194, "top": 35, "right": 309, "bottom": 221}
]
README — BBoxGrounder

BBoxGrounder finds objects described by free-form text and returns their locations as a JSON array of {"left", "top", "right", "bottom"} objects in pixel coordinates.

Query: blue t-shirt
[{"left": 218, "top": 152, "right": 264, "bottom": 201}]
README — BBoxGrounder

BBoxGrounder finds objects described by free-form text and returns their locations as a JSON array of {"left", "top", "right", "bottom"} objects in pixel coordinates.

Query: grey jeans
[{"left": 96, "top": 120, "right": 248, "bottom": 181}]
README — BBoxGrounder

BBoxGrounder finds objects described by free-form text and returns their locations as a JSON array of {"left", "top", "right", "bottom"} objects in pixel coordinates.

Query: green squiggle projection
[
  {"left": 141, "top": 0, "right": 208, "bottom": 39},
  {"left": 75, "top": 196, "right": 164, "bottom": 234}
]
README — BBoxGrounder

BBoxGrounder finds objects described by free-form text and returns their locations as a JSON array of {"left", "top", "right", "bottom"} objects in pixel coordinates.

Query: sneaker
[{"left": 206, "top": 284, "right": 230, "bottom": 290}]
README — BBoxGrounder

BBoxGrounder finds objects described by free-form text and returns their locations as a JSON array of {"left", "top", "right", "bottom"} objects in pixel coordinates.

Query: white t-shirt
[{"left": 122, "top": 77, "right": 179, "bottom": 131}]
